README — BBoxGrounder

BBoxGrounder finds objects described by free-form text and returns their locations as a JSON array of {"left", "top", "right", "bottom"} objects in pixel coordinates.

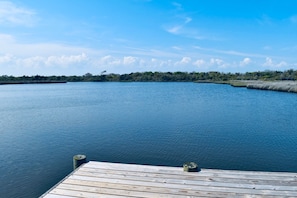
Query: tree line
[{"left": 0, "top": 69, "right": 297, "bottom": 83}]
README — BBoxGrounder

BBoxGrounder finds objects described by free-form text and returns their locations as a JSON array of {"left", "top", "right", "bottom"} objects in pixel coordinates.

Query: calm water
[{"left": 1, "top": 82, "right": 297, "bottom": 197}]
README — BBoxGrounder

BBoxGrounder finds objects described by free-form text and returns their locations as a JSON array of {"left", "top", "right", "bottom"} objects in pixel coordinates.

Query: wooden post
[
  {"left": 73, "top": 154, "right": 87, "bottom": 170},
  {"left": 183, "top": 162, "right": 199, "bottom": 172}
]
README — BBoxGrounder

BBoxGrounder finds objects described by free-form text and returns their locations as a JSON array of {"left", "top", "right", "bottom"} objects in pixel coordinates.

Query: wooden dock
[{"left": 41, "top": 161, "right": 297, "bottom": 197}]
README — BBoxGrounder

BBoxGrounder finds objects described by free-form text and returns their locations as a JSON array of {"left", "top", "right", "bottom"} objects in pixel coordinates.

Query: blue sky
[{"left": 0, "top": 0, "right": 297, "bottom": 76}]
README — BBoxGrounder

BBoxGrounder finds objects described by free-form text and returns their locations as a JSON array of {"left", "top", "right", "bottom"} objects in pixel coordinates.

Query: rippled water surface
[{"left": 1, "top": 82, "right": 297, "bottom": 197}]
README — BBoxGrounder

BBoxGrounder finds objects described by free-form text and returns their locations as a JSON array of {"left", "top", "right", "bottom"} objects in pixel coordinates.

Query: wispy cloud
[
  {"left": 172, "top": 46, "right": 182, "bottom": 50},
  {"left": 194, "top": 46, "right": 268, "bottom": 58},
  {"left": 166, "top": 25, "right": 182, "bottom": 34},
  {"left": 172, "top": 2, "right": 183, "bottom": 10},
  {"left": 164, "top": 18, "right": 210, "bottom": 40},
  {"left": 122, "top": 46, "right": 182, "bottom": 58},
  {"left": 165, "top": 14, "right": 192, "bottom": 33},
  {"left": 163, "top": 2, "right": 210, "bottom": 40},
  {"left": 0, "top": 1, "right": 36, "bottom": 26}
]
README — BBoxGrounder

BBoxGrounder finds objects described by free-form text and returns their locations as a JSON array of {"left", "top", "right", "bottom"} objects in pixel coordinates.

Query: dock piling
[
  {"left": 73, "top": 154, "right": 87, "bottom": 170},
  {"left": 183, "top": 162, "right": 199, "bottom": 172}
]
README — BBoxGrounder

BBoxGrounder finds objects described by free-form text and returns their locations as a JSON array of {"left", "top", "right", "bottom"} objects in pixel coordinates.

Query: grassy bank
[{"left": 203, "top": 80, "right": 297, "bottom": 93}]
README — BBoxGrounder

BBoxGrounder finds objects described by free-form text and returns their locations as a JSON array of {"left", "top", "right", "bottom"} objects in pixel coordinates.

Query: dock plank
[
  {"left": 76, "top": 168, "right": 297, "bottom": 188},
  {"left": 41, "top": 161, "right": 297, "bottom": 198},
  {"left": 79, "top": 167, "right": 297, "bottom": 186},
  {"left": 73, "top": 171, "right": 297, "bottom": 192},
  {"left": 84, "top": 162, "right": 297, "bottom": 177},
  {"left": 66, "top": 174, "right": 297, "bottom": 196},
  {"left": 62, "top": 178, "right": 289, "bottom": 198}
]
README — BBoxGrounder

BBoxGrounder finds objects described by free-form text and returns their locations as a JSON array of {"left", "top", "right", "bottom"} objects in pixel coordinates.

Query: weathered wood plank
[
  {"left": 67, "top": 175, "right": 297, "bottom": 196},
  {"left": 41, "top": 161, "right": 297, "bottom": 197},
  {"left": 57, "top": 183, "right": 192, "bottom": 198},
  {"left": 73, "top": 170, "right": 297, "bottom": 192},
  {"left": 77, "top": 167, "right": 297, "bottom": 186},
  {"left": 84, "top": 162, "right": 297, "bottom": 177},
  {"left": 63, "top": 178, "right": 280, "bottom": 198},
  {"left": 75, "top": 168, "right": 297, "bottom": 187}
]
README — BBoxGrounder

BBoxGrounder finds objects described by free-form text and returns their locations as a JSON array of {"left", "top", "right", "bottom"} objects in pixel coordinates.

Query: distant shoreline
[
  {"left": 0, "top": 81, "right": 67, "bottom": 85},
  {"left": 1, "top": 80, "right": 297, "bottom": 94}
]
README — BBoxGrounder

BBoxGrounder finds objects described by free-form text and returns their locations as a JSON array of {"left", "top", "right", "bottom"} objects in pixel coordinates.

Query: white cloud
[
  {"left": 192, "top": 58, "right": 232, "bottom": 71},
  {"left": 20, "top": 56, "right": 44, "bottom": 69},
  {"left": 277, "top": 61, "right": 288, "bottom": 67},
  {"left": 123, "top": 56, "right": 137, "bottom": 65},
  {"left": 0, "top": 53, "right": 165, "bottom": 74},
  {"left": 209, "top": 58, "right": 230, "bottom": 69},
  {"left": 193, "top": 59, "right": 205, "bottom": 68},
  {"left": 181, "top": 57, "right": 191, "bottom": 64},
  {"left": 0, "top": 1, "right": 36, "bottom": 26},
  {"left": 160, "top": 59, "right": 173, "bottom": 67},
  {"left": 0, "top": 54, "right": 14, "bottom": 64},
  {"left": 97, "top": 55, "right": 141, "bottom": 67},
  {"left": 240, "top": 57, "right": 251, "bottom": 66},
  {"left": 0, "top": 53, "right": 89, "bottom": 73},
  {"left": 99, "top": 55, "right": 121, "bottom": 65},
  {"left": 210, "top": 58, "right": 224, "bottom": 66},
  {"left": 263, "top": 57, "right": 288, "bottom": 68},
  {"left": 46, "top": 53, "right": 88, "bottom": 67},
  {"left": 263, "top": 57, "right": 273, "bottom": 67},
  {"left": 175, "top": 57, "right": 191, "bottom": 65},
  {"left": 99, "top": 56, "right": 118, "bottom": 67},
  {"left": 0, "top": 32, "right": 295, "bottom": 75}
]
